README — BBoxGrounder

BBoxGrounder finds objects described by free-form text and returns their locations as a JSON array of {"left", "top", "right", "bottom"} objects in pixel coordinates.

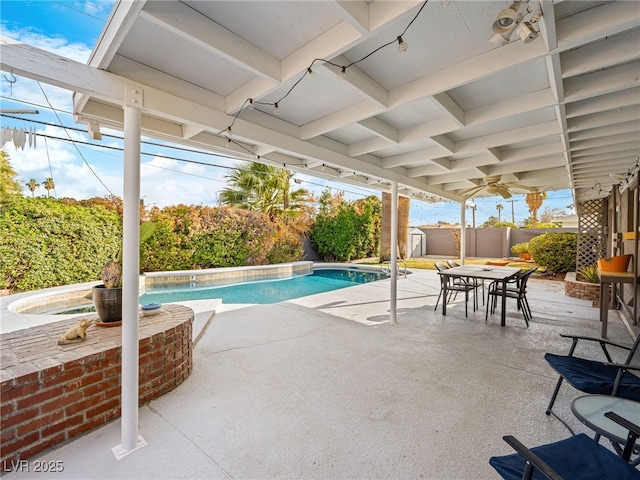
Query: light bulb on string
[
  {"left": 248, "top": 99, "right": 255, "bottom": 110},
  {"left": 274, "top": 103, "right": 280, "bottom": 115},
  {"left": 307, "top": 67, "right": 317, "bottom": 78},
  {"left": 339, "top": 66, "right": 346, "bottom": 80},
  {"left": 397, "top": 36, "right": 408, "bottom": 52}
]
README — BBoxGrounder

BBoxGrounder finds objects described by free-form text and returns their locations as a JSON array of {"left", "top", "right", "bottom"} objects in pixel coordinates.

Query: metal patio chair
[
  {"left": 545, "top": 333, "right": 640, "bottom": 424},
  {"left": 490, "top": 411, "right": 640, "bottom": 480},
  {"left": 434, "top": 261, "right": 476, "bottom": 317}
]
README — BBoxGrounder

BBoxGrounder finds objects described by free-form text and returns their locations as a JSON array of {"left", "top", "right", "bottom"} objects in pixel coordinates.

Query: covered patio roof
[{"left": 65, "top": 0, "right": 640, "bottom": 204}]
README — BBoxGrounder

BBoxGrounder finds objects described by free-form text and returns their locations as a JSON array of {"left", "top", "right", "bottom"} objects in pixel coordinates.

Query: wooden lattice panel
[{"left": 577, "top": 199, "right": 606, "bottom": 270}]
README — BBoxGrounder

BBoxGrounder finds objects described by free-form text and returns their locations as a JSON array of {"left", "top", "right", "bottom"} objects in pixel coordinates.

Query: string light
[
  {"left": 397, "top": 35, "right": 408, "bottom": 52},
  {"left": 339, "top": 66, "right": 346, "bottom": 80},
  {"left": 307, "top": 67, "right": 317, "bottom": 78},
  {"left": 248, "top": 99, "right": 254, "bottom": 110},
  {"left": 274, "top": 103, "right": 280, "bottom": 115}
]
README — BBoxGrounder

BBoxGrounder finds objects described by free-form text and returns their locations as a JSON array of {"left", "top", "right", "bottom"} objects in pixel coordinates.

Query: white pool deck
[{"left": 2, "top": 268, "right": 638, "bottom": 479}]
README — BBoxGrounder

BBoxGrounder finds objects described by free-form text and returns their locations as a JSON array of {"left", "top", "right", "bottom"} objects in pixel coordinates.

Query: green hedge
[
  {"left": 0, "top": 196, "right": 121, "bottom": 291},
  {"left": 528, "top": 232, "right": 577, "bottom": 273}
]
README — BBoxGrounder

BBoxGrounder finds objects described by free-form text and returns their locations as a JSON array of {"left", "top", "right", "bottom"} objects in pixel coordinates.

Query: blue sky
[{"left": 0, "top": 0, "right": 574, "bottom": 226}]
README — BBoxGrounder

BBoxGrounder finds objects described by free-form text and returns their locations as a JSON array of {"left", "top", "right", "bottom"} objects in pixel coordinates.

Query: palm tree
[
  {"left": 218, "top": 162, "right": 307, "bottom": 219},
  {"left": 219, "top": 162, "right": 311, "bottom": 251},
  {"left": 43, "top": 177, "right": 55, "bottom": 198},
  {"left": 496, "top": 203, "right": 503, "bottom": 222},
  {"left": 27, "top": 178, "right": 40, "bottom": 197},
  {"left": 525, "top": 190, "right": 547, "bottom": 227}
]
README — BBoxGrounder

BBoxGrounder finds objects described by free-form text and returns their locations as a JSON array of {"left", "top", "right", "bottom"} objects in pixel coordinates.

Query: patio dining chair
[
  {"left": 486, "top": 266, "right": 537, "bottom": 326},
  {"left": 434, "top": 261, "right": 476, "bottom": 317},
  {"left": 490, "top": 411, "right": 640, "bottom": 480},
  {"left": 545, "top": 332, "right": 640, "bottom": 422},
  {"left": 447, "top": 259, "right": 485, "bottom": 303}
]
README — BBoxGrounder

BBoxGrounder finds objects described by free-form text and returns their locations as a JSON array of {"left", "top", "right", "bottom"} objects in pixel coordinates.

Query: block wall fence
[{"left": 0, "top": 304, "right": 193, "bottom": 469}]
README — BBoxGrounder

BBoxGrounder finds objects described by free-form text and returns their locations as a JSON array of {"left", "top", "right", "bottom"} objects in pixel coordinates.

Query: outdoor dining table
[{"left": 437, "top": 264, "right": 522, "bottom": 326}]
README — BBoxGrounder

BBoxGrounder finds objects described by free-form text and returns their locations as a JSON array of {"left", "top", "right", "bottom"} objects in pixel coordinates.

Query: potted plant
[
  {"left": 92, "top": 259, "right": 123, "bottom": 323},
  {"left": 92, "top": 222, "right": 156, "bottom": 323},
  {"left": 511, "top": 242, "right": 531, "bottom": 260}
]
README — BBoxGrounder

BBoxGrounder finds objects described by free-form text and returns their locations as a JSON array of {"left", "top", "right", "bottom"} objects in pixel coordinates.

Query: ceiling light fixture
[
  {"left": 489, "top": 1, "right": 541, "bottom": 46},
  {"left": 492, "top": 2, "right": 521, "bottom": 33}
]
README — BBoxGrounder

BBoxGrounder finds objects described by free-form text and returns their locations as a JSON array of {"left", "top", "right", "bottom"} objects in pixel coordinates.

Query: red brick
[
  {"left": 41, "top": 413, "right": 82, "bottom": 438},
  {"left": 1, "top": 425, "right": 15, "bottom": 444},
  {"left": 3, "top": 431, "right": 39, "bottom": 455},
  {"left": 17, "top": 410, "right": 63, "bottom": 437},
  {"left": 65, "top": 393, "right": 103, "bottom": 416},
  {"left": 40, "top": 364, "right": 63, "bottom": 379},
  {"left": 1, "top": 401, "right": 15, "bottom": 417},
  {"left": 40, "top": 390, "right": 83, "bottom": 415},
  {"left": 1, "top": 382, "right": 40, "bottom": 402},
  {"left": 67, "top": 415, "right": 104, "bottom": 438},
  {"left": 83, "top": 376, "right": 119, "bottom": 398},
  {"left": 17, "top": 386, "right": 63, "bottom": 410},
  {"left": 21, "top": 431, "right": 65, "bottom": 460},
  {"left": 42, "top": 368, "right": 82, "bottom": 388},
  {"left": 1, "top": 406, "right": 39, "bottom": 430}
]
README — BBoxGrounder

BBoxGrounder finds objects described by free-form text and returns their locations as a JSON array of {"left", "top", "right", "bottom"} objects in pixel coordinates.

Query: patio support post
[
  {"left": 460, "top": 202, "right": 466, "bottom": 264},
  {"left": 112, "top": 85, "right": 147, "bottom": 459},
  {"left": 390, "top": 181, "right": 398, "bottom": 324}
]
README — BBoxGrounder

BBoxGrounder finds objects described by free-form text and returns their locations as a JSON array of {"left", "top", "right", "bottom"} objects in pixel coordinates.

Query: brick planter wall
[
  {"left": 0, "top": 304, "right": 193, "bottom": 468},
  {"left": 564, "top": 272, "right": 610, "bottom": 307}
]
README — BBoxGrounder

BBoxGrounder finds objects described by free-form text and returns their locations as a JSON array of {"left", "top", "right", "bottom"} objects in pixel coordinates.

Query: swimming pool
[{"left": 140, "top": 269, "right": 386, "bottom": 305}]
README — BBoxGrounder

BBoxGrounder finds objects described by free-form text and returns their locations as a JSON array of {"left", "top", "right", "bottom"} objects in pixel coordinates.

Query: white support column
[
  {"left": 390, "top": 181, "right": 398, "bottom": 324},
  {"left": 113, "top": 85, "right": 147, "bottom": 460},
  {"left": 460, "top": 202, "right": 466, "bottom": 264}
]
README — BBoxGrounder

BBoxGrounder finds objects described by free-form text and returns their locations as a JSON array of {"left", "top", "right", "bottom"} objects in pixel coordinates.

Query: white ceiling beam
[
  {"left": 561, "top": 29, "right": 640, "bottom": 79},
  {"left": 456, "top": 121, "right": 561, "bottom": 153},
  {"left": 406, "top": 163, "right": 450, "bottom": 178},
  {"left": 181, "top": 125, "right": 203, "bottom": 139},
  {"left": 400, "top": 117, "right": 461, "bottom": 144},
  {"left": 368, "top": 1, "right": 423, "bottom": 32},
  {"left": 323, "top": 55, "right": 389, "bottom": 108},
  {"left": 465, "top": 89, "right": 557, "bottom": 126},
  {"left": 555, "top": 1, "right": 640, "bottom": 52},
  {"left": 331, "top": 1, "right": 370, "bottom": 35},
  {"left": 487, "top": 156, "right": 567, "bottom": 176},
  {"left": 564, "top": 62, "right": 640, "bottom": 103},
  {"left": 426, "top": 167, "right": 490, "bottom": 186},
  {"left": 140, "top": 1, "right": 281, "bottom": 83},
  {"left": 571, "top": 143, "right": 639, "bottom": 159},
  {"left": 349, "top": 137, "right": 394, "bottom": 157},
  {"left": 518, "top": 167, "right": 569, "bottom": 182},
  {"left": 357, "top": 117, "right": 398, "bottom": 143},
  {"left": 430, "top": 135, "right": 455, "bottom": 154},
  {"left": 0, "top": 38, "right": 461, "bottom": 201},
  {"left": 537, "top": 0, "right": 557, "bottom": 53},
  {"left": 570, "top": 132, "right": 640, "bottom": 151},
  {"left": 571, "top": 150, "right": 639, "bottom": 165},
  {"left": 389, "top": 39, "right": 547, "bottom": 108},
  {"left": 382, "top": 147, "right": 450, "bottom": 168},
  {"left": 501, "top": 142, "right": 566, "bottom": 162},
  {"left": 431, "top": 93, "right": 465, "bottom": 127},
  {"left": 565, "top": 87, "right": 640, "bottom": 119},
  {"left": 570, "top": 121, "right": 640, "bottom": 142},
  {"left": 299, "top": 101, "right": 384, "bottom": 140},
  {"left": 567, "top": 108, "right": 639, "bottom": 132}
]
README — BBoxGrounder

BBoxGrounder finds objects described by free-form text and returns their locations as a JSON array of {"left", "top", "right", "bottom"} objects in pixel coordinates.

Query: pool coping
[{"left": 0, "top": 262, "right": 386, "bottom": 334}]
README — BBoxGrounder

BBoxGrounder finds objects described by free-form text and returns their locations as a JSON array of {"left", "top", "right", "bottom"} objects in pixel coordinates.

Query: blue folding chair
[
  {"left": 490, "top": 412, "right": 640, "bottom": 480},
  {"left": 545, "top": 333, "right": 640, "bottom": 422}
]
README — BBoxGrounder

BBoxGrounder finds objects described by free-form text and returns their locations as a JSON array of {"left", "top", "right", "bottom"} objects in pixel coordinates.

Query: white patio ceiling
[{"left": 73, "top": 0, "right": 640, "bottom": 204}]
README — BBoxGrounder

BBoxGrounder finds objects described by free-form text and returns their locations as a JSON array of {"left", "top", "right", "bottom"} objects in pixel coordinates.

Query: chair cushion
[
  {"left": 490, "top": 433, "right": 640, "bottom": 480},
  {"left": 545, "top": 354, "right": 640, "bottom": 402}
]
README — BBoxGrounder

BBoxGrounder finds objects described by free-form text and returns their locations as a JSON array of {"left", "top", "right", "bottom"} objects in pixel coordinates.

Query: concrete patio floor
[{"left": 4, "top": 268, "right": 637, "bottom": 479}]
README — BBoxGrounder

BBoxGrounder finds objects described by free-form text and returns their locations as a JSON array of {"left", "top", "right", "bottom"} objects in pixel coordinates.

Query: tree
[
  {"left": 27, "top": 178, "right": 40, "bottom": 198},
  {"left": 380, "top": 192, "right": 410, "bottom": 261},
  {"left": 219, "top": 161, "right": 311, "bottom": 261},
  {"left": 496, "top": 203, "right": 503, "bottom": 222},
  {"left": 0, "top": 149, "right": 22, "bottom": 197},
  {"left": 43, "top": 177, "right": 55, "bottom": 198},
  {"left": 218, "top": 162, "right": 308, "bottom": 219},
  {"left": 525, "top": 190, "right": 547, "bottom": 227}
]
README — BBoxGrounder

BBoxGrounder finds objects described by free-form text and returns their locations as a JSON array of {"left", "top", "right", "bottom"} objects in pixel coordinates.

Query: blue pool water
[{"left": 139, "top": 269, "right": 386, "bottom": 305}]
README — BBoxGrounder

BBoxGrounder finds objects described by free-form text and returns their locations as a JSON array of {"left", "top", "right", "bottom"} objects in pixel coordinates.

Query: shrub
[
  {"left": 577, "top": 265, "right": 600, "bottom": 284},
  {"left": 528, "top": 232, "right": 577, "bottom": 274},
  {"left": 511, "top": 242, "right": 529, "bottom": 254},
  {"left": 0, "top": 196, "right": 121, "bottom": 292}
]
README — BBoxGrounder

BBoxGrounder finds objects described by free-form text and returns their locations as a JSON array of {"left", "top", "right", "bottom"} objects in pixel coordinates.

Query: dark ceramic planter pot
[{"left": 92, "top": 285, "right": 122, "bottom": 322}]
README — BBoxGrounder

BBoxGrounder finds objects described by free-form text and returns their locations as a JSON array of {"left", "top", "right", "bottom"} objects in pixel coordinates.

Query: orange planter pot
[{"left": 597, "top": 254, "right": 632, "bottom": 272}]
